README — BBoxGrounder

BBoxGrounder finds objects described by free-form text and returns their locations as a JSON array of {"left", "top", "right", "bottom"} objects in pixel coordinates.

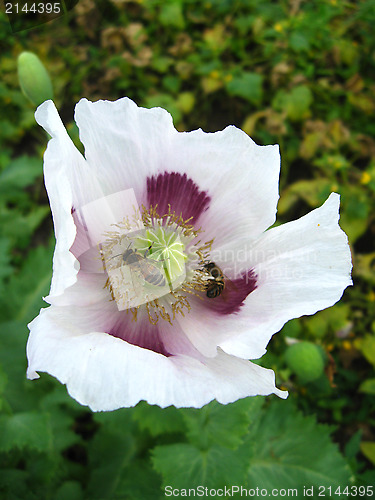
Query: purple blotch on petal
[
  {"left": 108, "top": 314, "right": 171, "bottom": 357},
  {"left": 202, "top": 269, "right": 257, "bottom": 315},
  {"left": 146, "top": 172, "right": 210, "bottom": 221}
]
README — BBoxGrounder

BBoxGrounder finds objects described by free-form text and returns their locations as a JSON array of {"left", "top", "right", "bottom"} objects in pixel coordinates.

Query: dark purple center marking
[
  {"left": 202, "top": 269, "right": 257, "bottom": 315},
  {"left": 108, "top": 314, "right": 170, "bottom": 356},
  {"left": 147, "top": 172, "right": 210, "bottom": 222}
]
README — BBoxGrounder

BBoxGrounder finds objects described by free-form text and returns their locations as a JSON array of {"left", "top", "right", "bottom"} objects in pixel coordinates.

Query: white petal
[
  {"left": 36, "top": 101, "right": 115, "bottom": 298},
  {"left": 74, "top": 98, "right": 177, "bottom": 201},
  {"left": 166, "top": 127, "right": 280, "bottom": 244},
  {"left": 46, "top": 272, "right": 108, "bottom": 307},
  {"left": 219, "top": 193, "right": 352, "bottom": 359},
  {"left": 35, "top": 101, "right": 78, "bottom": 297},
  {"left": 27, "top": 307, "right": 286, "bottom": 410},
  {"left": 74, "top": 99, "right": 280, "bottom": 242}
]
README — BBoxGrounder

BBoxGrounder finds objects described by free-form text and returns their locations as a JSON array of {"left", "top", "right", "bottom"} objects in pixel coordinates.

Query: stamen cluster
[{"left": 101, "top": 205, "right": 214, "bottom": 325}]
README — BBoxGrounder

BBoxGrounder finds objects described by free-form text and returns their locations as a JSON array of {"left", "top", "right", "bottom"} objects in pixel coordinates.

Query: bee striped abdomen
[{"left": 203, "top": 262, "right": 225, "bottom": 298}]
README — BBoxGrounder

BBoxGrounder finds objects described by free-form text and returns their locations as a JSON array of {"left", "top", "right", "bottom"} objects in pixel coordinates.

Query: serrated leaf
[
  {"left": 113, "top": 460, "right": 163, "bottom": 500},
  {"left": 181, "top": 397, "right": 263, "bottom": 450},
  {"left": 40, "top": 387, "right": 84, "bottom": 452},
  {"left": 0, "top": 412, "right": 52, "bottom": 452},
  {"left": 246, "top": 399, "right": 351, "bottom": 491},
  {"left": 132, "top": 402, "right": 185, "bottom": 437},
  {"left": 152, "top": 443, "right": 250, "bottom": 490},
  {"left": 93, "top": 407, "right": 133, "bottom": 427}
]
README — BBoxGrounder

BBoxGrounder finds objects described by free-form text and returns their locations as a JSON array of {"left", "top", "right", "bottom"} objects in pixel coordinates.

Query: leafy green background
[{"left": 1, "top": 0, "right": 375, "bottom": 498}]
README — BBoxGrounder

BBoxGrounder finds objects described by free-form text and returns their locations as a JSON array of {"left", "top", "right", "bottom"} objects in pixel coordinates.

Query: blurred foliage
[{"left": 1, "top": 0, "right": 375, "bottom": 497}]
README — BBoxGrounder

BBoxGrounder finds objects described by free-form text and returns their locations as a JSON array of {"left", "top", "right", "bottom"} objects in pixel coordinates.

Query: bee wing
[
  {"left": 131, "top": 258, "right": 172, "bottom": 298},
  {"left": 223, "top": 274, "right": 238, "bottom": 292}
]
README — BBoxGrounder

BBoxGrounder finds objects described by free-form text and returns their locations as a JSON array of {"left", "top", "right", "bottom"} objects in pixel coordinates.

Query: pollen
[{"left": 100, "top": 205, "right": 215, "bottom": 325}]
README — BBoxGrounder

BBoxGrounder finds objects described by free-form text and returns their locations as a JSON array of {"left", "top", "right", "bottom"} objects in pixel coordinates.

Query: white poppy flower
[{"left": 26, "top": 98, "right": 352, "bottom": 411}]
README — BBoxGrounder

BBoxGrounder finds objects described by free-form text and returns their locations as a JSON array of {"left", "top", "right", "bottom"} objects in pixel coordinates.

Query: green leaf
[
  {"left": 344, "top": 430, "right": 362, "bottom": 461},
  {"left": 272, "top": 86, "right": 313, "bottom": 121},
  {"left": 278, "top": 179, "right": 331, "bottom": 215},
  {"left": 181, "top": 397, "right": 263, "bottom": 450},
  {"left": 0, "top": 321, "right": 31, "bottom": 410},
  {"left": 339, "top": 185, "right": 370, "bottom": 243},
  {"left": 355, "top": 252, "right": 375, "bottom": 284},
  {"left": 359, "top": 378, "right": 375, "bottom": 395},
  {"left": 0, "top": 364, "right": 8, "bottom": 411},
  {"left": 289, "top": 32, "right": 310, "bottom": 52},
  {"left": 360, "top": 442, "right": 375, "bottom": 466},
  {"left": 53, "top": 481, "right": 83, "bottom": 500},
  {"left": 0, "top": 237, "right": 12, "bottom": 285},
  {"left": 0, "top": 156, "right": 42, "bottom": 198},
  {"left": 176, "top": 91, "right": 195, "bottom": 114},
  {"left": 226, "top": 72, "right": 263, "bottom": 105},
  {"left": 0, "top": 205, "right": 50, "bottom": 248},
  {"left": 143, "top": 94, "right": 182, "bottom": 124},
  {"left": 0, "top": 469, "right": 32, "bottom": 500},
  {"left": 159, "top": 3, "right": 185, "bottom": 29},
  {"left": 354, "top": 334, "right": 375, "bottom": 367},
  {"left": 357, "top": 469, "right": 375, "bottom": 487},
  {"left": 40, "top": 387, "right": 84, "bottom": 452},
  {"left": 93, "top": 407, "right": 133, "bottom": 428},
  {"left": 152, "top": 443, "right": 250, "bottom": 490},
  {"left": 0, "top": 321, "right": 57, "bottom": 412},
  {"left": 86, "top": 429, "right": 135, "bottom": 500},
  {"left": 0, "top": 412, "right": 52, "bottom": 452},
  {"left": 112, "top": 460, "right": 163, "bottom": 500},
  {"left": 246, "top": 399, "right": 352, "bottom": 490},
  {"left": 0, "top": 241, "right": 53, "bottom": 322},
  {"left": 132, "top": 402, "right": 185, "bottom": 437}
]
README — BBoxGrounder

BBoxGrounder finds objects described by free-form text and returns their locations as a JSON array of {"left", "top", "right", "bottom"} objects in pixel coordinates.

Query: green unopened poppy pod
[{"left": 17, "top": 51, "right": 54, "bottom": 107}]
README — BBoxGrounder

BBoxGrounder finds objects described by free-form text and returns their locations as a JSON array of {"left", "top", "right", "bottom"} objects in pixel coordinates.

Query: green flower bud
[
  {"left": 285, "top": 341, "right": 325, "bottom": 383},
  {"left": 17, "top": 52, "right": 53, "bottom": 107}
]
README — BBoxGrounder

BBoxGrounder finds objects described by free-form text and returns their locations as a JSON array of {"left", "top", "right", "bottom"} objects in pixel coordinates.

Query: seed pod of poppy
[
  {"left": 17, "top": 51, "right": 53, "bottom": 107},
  {"left": 285, "top": 341, "right": 325, "bottom": 383}
]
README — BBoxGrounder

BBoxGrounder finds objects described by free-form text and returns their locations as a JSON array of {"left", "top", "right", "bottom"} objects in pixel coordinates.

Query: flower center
[{"left": 101, "top": 205, "right": 213, "bottom": 325}]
